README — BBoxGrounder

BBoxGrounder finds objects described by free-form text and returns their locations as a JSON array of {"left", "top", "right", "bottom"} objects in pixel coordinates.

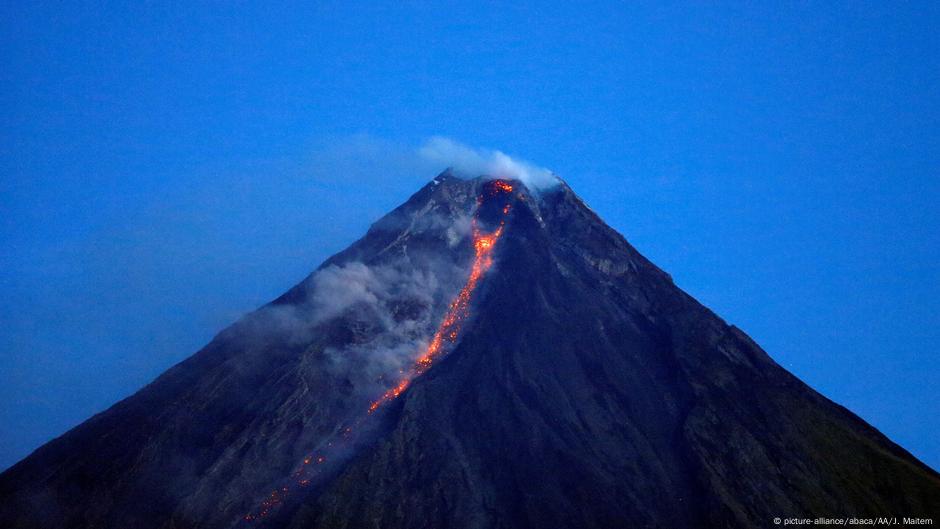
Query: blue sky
[{"left": 1, "top": 2, "right": 937, "bottom": 471}]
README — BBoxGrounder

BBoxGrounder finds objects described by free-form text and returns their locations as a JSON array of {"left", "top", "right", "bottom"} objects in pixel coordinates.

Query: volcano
[{"left": 1, "top": 172, "right": 938, "bottom": 528}]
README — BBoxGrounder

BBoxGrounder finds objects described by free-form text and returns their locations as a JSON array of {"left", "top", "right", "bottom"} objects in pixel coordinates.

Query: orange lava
[
  {"left": 243, "top": 180, "right": 514, "bottom": 524},
  {"left": 367, "top": 180, "right": 513, "bottom": 413},
  {"left": 493, "top": 180, "right": 514, "bottom": 193}
]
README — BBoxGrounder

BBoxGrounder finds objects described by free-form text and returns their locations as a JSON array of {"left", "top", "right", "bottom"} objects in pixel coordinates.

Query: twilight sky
[{"left": 1, "top": 2, "right": 938, "bottom": 471}]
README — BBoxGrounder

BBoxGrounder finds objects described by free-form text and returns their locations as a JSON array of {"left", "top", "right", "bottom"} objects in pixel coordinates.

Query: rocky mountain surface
[{"left": 1, "top": 171, "right": 937, "bottom": 528}]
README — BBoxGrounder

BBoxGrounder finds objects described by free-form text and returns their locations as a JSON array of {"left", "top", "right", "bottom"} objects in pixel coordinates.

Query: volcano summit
[{"left": 1, "top": 172, "right": 937, "bottom": 528}]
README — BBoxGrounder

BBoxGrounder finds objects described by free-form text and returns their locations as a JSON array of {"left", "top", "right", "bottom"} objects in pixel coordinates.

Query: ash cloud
[
  {"left": 247, "top": 207, "right": 470, "bottom": 398},
  {"left": 223, "top": 135, "right": 548, "bottom": 398},
  {"left": 309, "top": 260, "right": 445, "bottom": 386},
  {"left": 307, "top": 263, "right": 387, "bottom": 326},
  {"left": 418, "top": 136, "right": 560, "bottom": 190},
  {"left": 300, "top": 133, "right": 559, "bottom": 191}
]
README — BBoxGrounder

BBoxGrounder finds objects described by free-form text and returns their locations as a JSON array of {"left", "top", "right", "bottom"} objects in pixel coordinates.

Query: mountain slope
[{"left": 1, "top": 172, "right": 937, "bottom": 529}]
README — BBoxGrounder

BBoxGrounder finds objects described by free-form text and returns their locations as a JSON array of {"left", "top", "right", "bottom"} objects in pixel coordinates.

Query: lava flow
[
  {"left": 242, "top": 180, "right": 514, "bottom": 524},
  {"left": 368, "top": 180, "right": 513, "bottom": 412}
]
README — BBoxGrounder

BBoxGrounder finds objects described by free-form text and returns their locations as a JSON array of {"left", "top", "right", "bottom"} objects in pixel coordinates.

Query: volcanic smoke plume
[
  {"left": 0, "top": 171, "right": 937, "bottom": 529},
  {"left": 242, "top": 179, "right": 516, "bottom": 523}
]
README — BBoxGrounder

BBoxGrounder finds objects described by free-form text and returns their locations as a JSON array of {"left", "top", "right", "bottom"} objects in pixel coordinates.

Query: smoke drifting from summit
[
  {"left": 418, "top": 137, "right": 558, "bottom": 190},
  {"left": 298, "top": 134, "right": 558, "bottom": 192}
]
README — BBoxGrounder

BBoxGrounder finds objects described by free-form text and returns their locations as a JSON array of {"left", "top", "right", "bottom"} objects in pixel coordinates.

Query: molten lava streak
[
  {"left": 242, "top": 180, "right": 513, "bottom": 523},
  {"left": 368, "top": 181, "right": 512, "bottom": 412}
]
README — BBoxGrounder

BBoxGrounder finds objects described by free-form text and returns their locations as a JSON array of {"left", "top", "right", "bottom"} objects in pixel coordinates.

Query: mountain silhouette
[{"left": 2, "top": 172, "right": 937, "bottom": 528}]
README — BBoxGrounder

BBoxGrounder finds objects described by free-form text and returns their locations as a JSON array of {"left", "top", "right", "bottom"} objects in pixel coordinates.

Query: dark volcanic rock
[{"left": 1, "top": 172, "right": 938, "bottom": 528}]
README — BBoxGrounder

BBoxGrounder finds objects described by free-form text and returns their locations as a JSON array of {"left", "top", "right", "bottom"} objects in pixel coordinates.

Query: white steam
[
  {"left": 418, "top": 136, "right": 559, "bottom": 190},
  {"left": 238, "top": 136, "right": 556, "bottom": 396},
  {"left": 308, "top": 261, "right": 442, "bottom": 383},
  {"left": 308, "top": 263, "right": 385, "bottom": 325}
]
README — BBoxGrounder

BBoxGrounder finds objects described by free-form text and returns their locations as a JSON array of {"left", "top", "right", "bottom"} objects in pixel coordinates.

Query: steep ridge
[
  {"left": 0, "top": 172, "right": 489, "bottom": 528},
  {"left": 1, "top": 172, "right": 937, "bottom": 529},
  {"left": 282, "top": 180, "right": 940, "bottom": 528}
]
